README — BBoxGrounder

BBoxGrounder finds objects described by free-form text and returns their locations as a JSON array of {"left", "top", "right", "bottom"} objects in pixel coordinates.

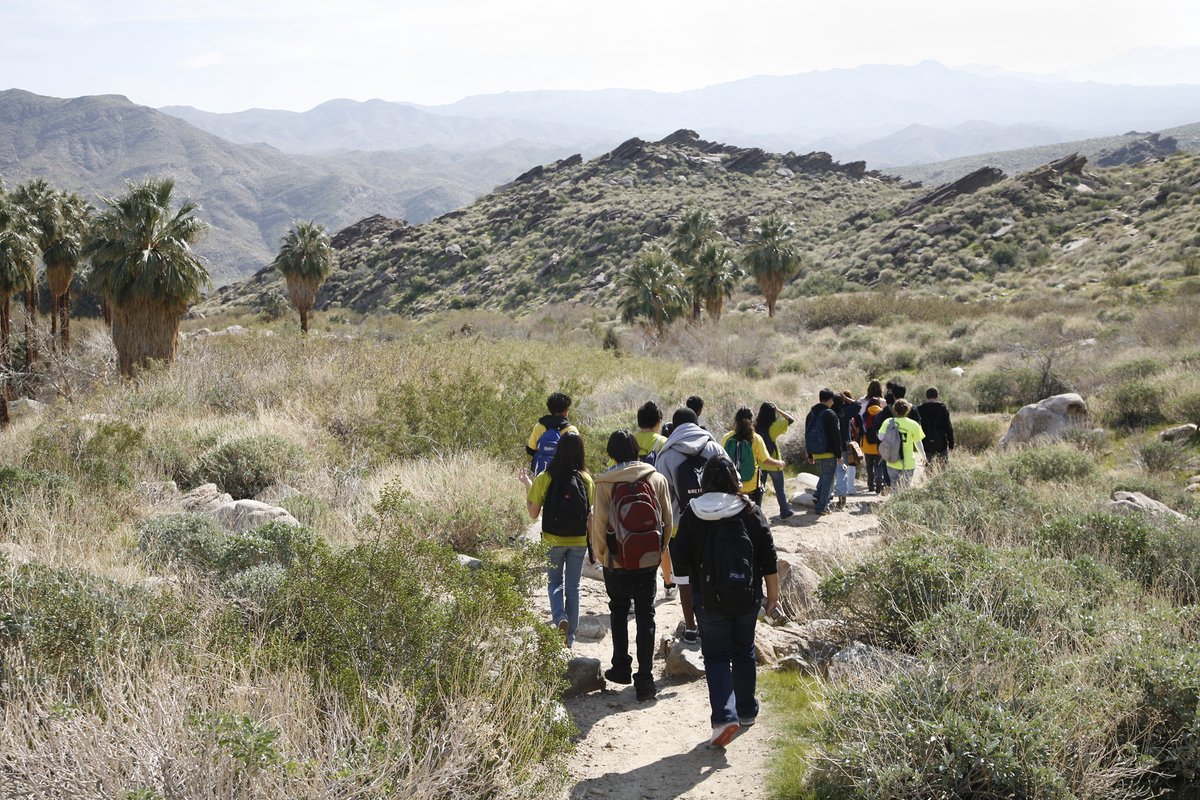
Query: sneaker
[
  {"left": 663, "top": 583, "right": 678, "bottom": 601},
  {"left": 682, "top": 628, "right": 699, "bottom": 643},
  {"left": 635, "top": 679, "right": 657, "bottom": 701},
  {"left": 739, "top": 716, "right": 757, "bottom": 728},
  {"left": 709, "top": 721, "right": 740, "bottom": 748},
  {"left": 819, "top": 508, "right": 834, "bottom": 516},
  {"left": 603, "top": 667, "right": 632, "bottom": 685},
  {"left": 779, "top": 509, "right": 795, "bottom": 520},
  {"left": 557, "top": 619, "right": 569, "bottom": 643},
  {"left": 835, "top": 497, "right": 846, "bottom": 510}
]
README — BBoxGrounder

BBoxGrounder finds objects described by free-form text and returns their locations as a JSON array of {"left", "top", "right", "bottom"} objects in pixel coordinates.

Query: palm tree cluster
[{"left": 620, "top": 211, "right": 802, "bottom": 333}]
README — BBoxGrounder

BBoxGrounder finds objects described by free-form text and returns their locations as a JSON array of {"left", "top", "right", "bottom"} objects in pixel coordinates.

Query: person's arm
[
  {"left": 753, "top": 434, "right": 784, "bottom": 470},
  {"left": 672, "top": 510, "right": 696, "bottom": 580},
  {"left": 945, "top": 410, "right": 955, "bottom": 450},
  {"left": 763, "top": 573, "right": 781, "bottom": 619},
  {"left": 749, "top": 506, "right": 780, "bottom": 614},
  {"left": 524, "top": 471, "right": 545, "bottom": 520}
]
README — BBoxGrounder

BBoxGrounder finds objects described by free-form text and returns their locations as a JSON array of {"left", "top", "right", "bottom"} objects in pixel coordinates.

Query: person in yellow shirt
[
  {"left": 722, "top": 407, "right": 784, "bottom": 506},
  {"left": 519, "top": 432, "right": 593, "bottom": 647},
  {"left": 877, "top": 399, "right": 926, "bottom": 491},
  {"left": 755, "top": 402, "right": 796, "bottom": 519},
  {"left": 526, "top": 392, "right": 579, "bottom": 475}
]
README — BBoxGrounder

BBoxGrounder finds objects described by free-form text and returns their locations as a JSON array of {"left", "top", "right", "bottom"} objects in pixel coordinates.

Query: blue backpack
[
  {"left": 805, "top": 410, "right": 829, "bottom": 455},
  {"left": 532, "top": 424, "right": 566, "bottom": 474}
]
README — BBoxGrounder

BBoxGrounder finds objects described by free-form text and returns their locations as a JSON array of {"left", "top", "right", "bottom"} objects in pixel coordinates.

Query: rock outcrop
[
  {"left": 1160, "top": 423, "right": 1198, "bottom": 443},
  {"left": 1095, "top": 133, "right": 1179, "bottom": 168},
  {"left": 1108, "top": 491, "right": 1187, "bottom": 522},
  {"left": 897, "top": 166, "right": 1005, "bottom": 217},
  {"left": 212, "top": 500, "right": 300, "bottom": 532},
  {"left": 998, "top": 393, "right": 1089, "bottom": 448},
  {"left": 776, "top": 558, "right": 823, "bottom": 621}
]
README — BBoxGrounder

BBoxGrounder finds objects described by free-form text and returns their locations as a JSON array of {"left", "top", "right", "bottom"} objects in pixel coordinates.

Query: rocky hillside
[
  {"left": 0, "top": 90, "right": 570, "bottom": 283},
  {"left": 208, "top": 129, "right": 1200, "bottom": 317}
]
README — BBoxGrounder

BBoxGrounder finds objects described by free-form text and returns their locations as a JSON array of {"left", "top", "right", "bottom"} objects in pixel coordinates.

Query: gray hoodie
[{"left": 655, "top": 422, "right": 729, "bottom": 529}]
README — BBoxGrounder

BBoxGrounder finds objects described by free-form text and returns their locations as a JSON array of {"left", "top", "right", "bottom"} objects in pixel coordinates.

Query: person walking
[
  {"left": 525, "top": 392, "right": 579, "bottom": 474},
  {"left": 877, "top": 399, "right": 926, "bottom": 491},
  {"left": 519, "top": 432, "right": 593, "bottom": 648},
  {"left": 662, "top": 395, "right": 707, "bottom": 439},
  {"left": 804, "top": 389, "right": 843, "bottom": 516},
  {"left": 722, "top": 407, "right": 784, "bottom": 508},
  {"left": 672, "top": 456, "right": 779, "bottom": 747},
  {"left": 657, "top": 407, "right": 728, "bottom": 642},
  {"left": 833, "top": 391, "right": 862, "bottom": 510},
  {"left": 633, "top": 401, "right": 677, "bottom": 599},
  {"left": 590, "top": 431, "right": 673, "bottom": 701},
  {"left": 755, "top": 402, "right": 795, "bottom": 519},
  {"left": 860, "top": 393, "right": 886, "bottom": 493},
  {"left": 917, "top": 387, "right": 954, "bottom": 467}
]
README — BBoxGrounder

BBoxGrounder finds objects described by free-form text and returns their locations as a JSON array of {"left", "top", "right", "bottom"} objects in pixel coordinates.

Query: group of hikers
[{"left": 517, "top": 382, "right": 954, "bottom": 747}]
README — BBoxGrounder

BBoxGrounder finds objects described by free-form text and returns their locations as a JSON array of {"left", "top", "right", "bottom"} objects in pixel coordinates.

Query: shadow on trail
[
  {"left": 569, "top": 739, "right": 731, "bottom": 800},
  {"left": 566, "top": 684, "right": 683, "bottom": 741}
]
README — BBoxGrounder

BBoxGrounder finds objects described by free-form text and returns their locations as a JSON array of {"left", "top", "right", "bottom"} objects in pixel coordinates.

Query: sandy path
[{"left": 529, "top": 487, "right": 887, "bottom": 800}]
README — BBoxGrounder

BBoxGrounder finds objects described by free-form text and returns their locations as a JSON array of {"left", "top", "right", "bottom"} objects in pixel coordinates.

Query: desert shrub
[
  {"left": 920, "top": 341, "right": 965, "bottom": 367},
  {"left": 1136, "top": 439, "right": 1185, "bottom": 474},
  {"left": 999, "top": 444, "right": 1099, "bottom": 484},
  {"left": 1060, "top": 425, "right": 1109, "bottom": 455},
  {"left": 953, "top": 416, "right": 1000, "bottom": 453},
  {"left": 0, "top": 465, "right": 70, "bottom": 512},
  {"left": 1099, "top": 380, "right": 1166, "bottom": 429},
  {"left": 25, "top": 420, "right": 145, "bottom": 489},
  {"left": 912, "top": 605, "right": 1042, "bottom": 674},
  {"left": 137, "top": 513, "right": 228, "bottom": 573},
  {"left": 1170, "top": 390, "right": 1200, "bottom": 427},
  {"left": 1108, "top": 357, "right": 1166, "bottom": 381},
  {"left": 221, "top": 563, "right": 287, "bottom": 608},
  {"left": 880, "top": 467, "right": 1046, "bottom": 546},
  {"left": 187, "top": 435, "right": 305, "bottom": 499},
  {"left": 971, "top": 367, "right": 1041, "bottom": 412}
]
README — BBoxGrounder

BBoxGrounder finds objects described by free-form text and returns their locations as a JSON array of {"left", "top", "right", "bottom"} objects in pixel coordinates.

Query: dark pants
[
  {"left": 864, "top": 454, "right": 882, "bottom": 491},
  {"left": 926, "top": 446, "right": 949, "bottom": 467},
  {"left": 604, "top": 568, "right": 656, "bottom": 683},
  {"left": 696, "top": 606, "right": 760, "bottom": 725},
  {"left": 814, "top": 456, "right": 837, "bottom": 512}
]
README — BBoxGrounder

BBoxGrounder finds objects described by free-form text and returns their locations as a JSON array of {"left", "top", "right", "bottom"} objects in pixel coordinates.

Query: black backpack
[
  {"left": 700, "top": 510, "right": 758, "bottom": 617},
  {"left": 542, "top": 470, "right": 589, "bottom": 538},
  {"left": 674, "top": 451, "right": 709, "bottom": 507}
]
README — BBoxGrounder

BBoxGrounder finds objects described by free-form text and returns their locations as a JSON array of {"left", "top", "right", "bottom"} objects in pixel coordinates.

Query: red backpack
[{"left": 607, "top": 479, "right": 664, "bottom": 570}]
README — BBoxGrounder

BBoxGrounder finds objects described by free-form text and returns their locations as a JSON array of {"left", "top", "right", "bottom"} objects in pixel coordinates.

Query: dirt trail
[{"left": 528, "top": 490, "right": 887, "bottom": 800}]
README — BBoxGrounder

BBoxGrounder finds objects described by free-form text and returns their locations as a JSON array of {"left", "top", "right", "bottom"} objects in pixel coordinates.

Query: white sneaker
[
  {"left": 709, "top": 721, "right": 740, "bottom": 747},
  {"left": 663, "top": 584, "right": 678, "bottom": 601}
]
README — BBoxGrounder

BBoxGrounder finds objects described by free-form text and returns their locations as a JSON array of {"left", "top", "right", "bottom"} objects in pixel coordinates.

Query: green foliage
[
  {"left": 190, "top": 711, "right": 285, "bottom": 775},
  {"left": 998, "top": 444, "right": 1099, "bottom": 484},
  {"left": 0, "top": 465, "right": 69, "bottom": 512},
  {"left": 1108, "top": 641, "right": 1200, "bottom": 784},
  {"left": 1137, "top": 439, "right": 1185, "bottom": 474},
  {"left": 187, "top": 435, "right": 305, "bottom": 499},
  {"left": 137, "top": 513, "right": 228, "bottom": 572},
  {"left": 1100, "top": 380, "right": 1166, "bottom": 429},
  {"left": 1170, "top": 390, "right": 1200, "bottom": 427},
  {"left": 272, "top": 220, "right": 336, "bottom": 283},
  {"left": 952, "top": 416, "right": 1000, "bottom": 453},
  {"left": 617, "top": 245, "right": 688, "bottom": 332},
  {"left": 138, "top": 514, "right": 323, "bottom": 585},
  {"left": 971, "top": 368, "right": 1042, "bottom": 412}
]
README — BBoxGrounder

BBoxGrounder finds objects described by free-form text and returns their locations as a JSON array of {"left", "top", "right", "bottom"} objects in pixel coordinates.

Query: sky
[{"left": 3, "top": 0, "right": 1200, "bottom": 112}]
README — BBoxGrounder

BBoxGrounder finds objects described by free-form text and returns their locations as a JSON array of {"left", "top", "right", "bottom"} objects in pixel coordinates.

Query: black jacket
[
  {"left": 805, "top": 404, "right": 842, "bottom": 458},
  {"left": 672, "top": 494, "right": 778, "bottom": 611},
  {"left": 868, "top": 402, "right": 922, "bottom": 441},
  {"left": 837, "top": 400, "right": 862, "bottom": 446},
  {"left": 917, "top": 400, "right": 954, "bottom": 451}
]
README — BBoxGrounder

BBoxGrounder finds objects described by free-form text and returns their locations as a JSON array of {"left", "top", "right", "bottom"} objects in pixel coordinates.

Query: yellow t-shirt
[
  {"left": 721, "top": 431, "right": 771, "bottom": 493},
  {"left": 527, "top": 469, "right": 594, "bottom": 547},
  {"left": 526, "top": 421, "right": 580, "bottom": 452},
  {"left": 879, "top": 417, "right": 925, "bottom": 471},
  {"left": 760, "top": 418, "right": 790, "bottom": 472}
]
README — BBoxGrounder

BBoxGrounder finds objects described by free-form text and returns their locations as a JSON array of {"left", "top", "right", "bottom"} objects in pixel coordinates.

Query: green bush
[
  {"left": 953, "top": 416, "right": 1000, "bottom": 453},
  {"left": 137, "top": 513, "right": 228, "bottom": 573},
  {"left": 1137, "top": 439, "right": 1185, "bottom": 474},
  {"left": 1100, "top": 380, "right": 1166, "bottom": 429},
  {"left": 971, "top": 368, "right": 1041, "bottom": 412},
  {"left": 999, "top": 444, "right": 1099, "bottom": 484},
  {"left": 1170, "top": 390, "right": 1200, "bottom": 427},
  {"left": 221, "top": 563, "right": 286, "bottom": 608},
  {"left": 25, "top": 420, "right": 145, "bottom": 489},
  {"left": 1108, "top": 357, "right": 1165, "bottom": 381},
  {"left": 187, "top": 435, "right": 305, "bottom": 499},
  {"left": 1108, "top": 641, "right": 1200, "bottom": 785}
]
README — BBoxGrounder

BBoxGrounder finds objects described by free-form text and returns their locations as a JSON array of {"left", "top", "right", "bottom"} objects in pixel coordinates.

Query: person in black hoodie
[
  {"left": 833, "top": 390, "right": 862, "bottom": 510},
  {"left": 672, "top": 456, "right": 779, "bottom": 748},
  {"left": 525, "top": 392, "right": 580, "bottom": 474},
  {"left": 804, "top": 389, "right": 843, "bottom": 516},
  {"left": 917, "top": 387, "right": 955, "bottom": 466}
]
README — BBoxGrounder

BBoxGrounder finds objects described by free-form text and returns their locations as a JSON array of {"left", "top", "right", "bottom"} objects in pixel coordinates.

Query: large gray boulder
[
  {"left": 179, "top": 484, "right": 233, "bottom": 513},
  {"left": 1108, "top": 491, "right": 1187, "bottom": 522},
  {"left": 563, "top": 657, "right": 605, "bottom": 698},
  {"left": 998, "top": 393, "right": 1089, "bottom": 448},
  {"left": 1160, "top": 424, "right": 1198, "bottom": 443},
  {"left": 212, "top": 500, "right": 300, "bottom": 532},
  {"left": 776, "top": 558, "right": 823, "bottom": 621},
  {"left": 826, "top": 641, "right": 923, "bottom": 682}
]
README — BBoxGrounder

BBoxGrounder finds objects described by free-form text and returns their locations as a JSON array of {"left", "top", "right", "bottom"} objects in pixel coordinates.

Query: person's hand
[
  {"left": 764, "top": 596, "right": 781, "bottom": 620},
  {"left": 518, "top": 467, "right": 532, "bottom": 488}
]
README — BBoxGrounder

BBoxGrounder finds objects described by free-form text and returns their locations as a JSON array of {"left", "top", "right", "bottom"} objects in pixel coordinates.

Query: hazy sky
[{"left": 3, "top": 0, "right": 1199, "bottom": 112}]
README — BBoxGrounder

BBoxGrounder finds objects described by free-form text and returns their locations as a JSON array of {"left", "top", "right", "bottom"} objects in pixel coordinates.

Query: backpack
[
  {"left": 674, "top": 451, "right": 709, "bottom": 507},
  {"left": 532, "top": 422, "right": 566, "bottom": 474},
  {"left": 542, "top": 470, "right": 590, "bottom": 539},
  {"left": 863, "top": 402, "right": 883, "bottom": 445},
  {"left": 804, "top": 410, "right": 829, "bottom": 455},
  {"left": 724, "top": 437, "right": 756, "bottom": 484},
  {"left": 608, "top": 479, "right": 664, "bottom": 570},
  {"left": 879, "top": 419, "right": 905, "bottom": 464},
  {"left": 701, "top": 511, "right": 758, "bottom": 616},
  {"left": 641, "top": 449, "right": 659, "bottom": 467}
]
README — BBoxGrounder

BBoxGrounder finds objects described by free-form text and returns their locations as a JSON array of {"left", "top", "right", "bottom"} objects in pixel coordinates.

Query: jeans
[
  {"left": 696, "top": 606, "right": 761, "bottom": 725},
  {"left": 876, "top": 455, "right": 891, "bottom": 488},
  {"left": 887, "top": 466, "right": 915, "bottom": 491},
  {"left": 814, "top": 457, "right": 838, "bottom": 512},
  {"left": 864, "top": 454, "right": 882, "bottom": 491},
  {"left": 766, "top": 469, "right": 792, "bottom": 516},
  {"left": 604, "top": 568, "right": 657, "bottom": 682},
  {"left": 836, "top": 461, "right": 857, "bottom": 497},
  {"left": 547, "top": 545, "right": 586, "bottom": 646}
]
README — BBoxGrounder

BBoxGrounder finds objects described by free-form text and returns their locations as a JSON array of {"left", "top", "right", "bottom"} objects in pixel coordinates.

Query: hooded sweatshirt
[
  {"left": 655, "top": 422, "right": 729, "bottom": 529},
  {"left": 525, "top": 414, "right": 579, "bottom": 465},
  {"left": 672, "top": 492, "right": 778, "bottom": 609},
  {"left": 589, "top": 461, "right": 673, "bottom": 570}
]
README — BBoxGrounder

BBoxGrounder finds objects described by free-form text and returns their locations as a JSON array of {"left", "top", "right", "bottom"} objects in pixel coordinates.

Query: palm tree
[
  {"left": 86, "top": 178, "right": 208, "bottom": 377},
  {"left": 12, "top": 179, "right": 55, "bottom": 365},
  {"left": 0, "top": 192, "right": 39, "bottom": 427},
  {"left": 14, "top": 180, "right": 90, "bottom": 348},
  {"left": 272, "top": 220, "right": 336, "bottom": 333},
  {"left": 618, "top": 246, "right": 688, "bottom": 335},
  {"left": 742, "top": 214, "right": 803, "bottom": 318},
  {"left": 670, "top": 208, "right": 719, "bottom": 321},
  {"left": 691, "top": 241, "right": 741, "bottom": 322}
]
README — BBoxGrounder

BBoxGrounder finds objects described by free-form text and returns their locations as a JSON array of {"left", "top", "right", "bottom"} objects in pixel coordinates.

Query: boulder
[
  {"left": 789, "top": 491, "right": 816, "bottom": 509},
  {"left": 898, "top": 166, "right": 1005, "bottom": 218},
  {"left": 662, "top": 637, "right": 706, "bottom": 680},
  {"left": 180, "top": 484, "right": 233, "bottom": 514},
  {"left": 575, "top": 616, "right": 607, "bottom": 642},
  {"left": 998, "top": 393, "right": 1089, "bottom": 448},
  {"left": 1108, "top": 491, "right": 1187, "bottom": 522},
  {"left": 950, "top": 367, "right": 965, "bottom": 377},
  {"left": 0, "top": 542, "right": 34, "bottom": 567},
  {"left": 563, "top": 657, "right": 605, "bottom": 698},
  {"left": 827, "top": 641, "right": 922, "bottom": 682},
  {"left": 7, "top": 399, "right": 46, "bottom": 421},
  {"left": 456, "top": 554, "right": 483, "bottom": 570},
  {"left": 1187, "top": 475, "right": 1200, "bottom": 486},
  {"left": 1160, "top": 424, "right": 1198, "bottom": 443},
  {"left": 776, "top": 655, "right": 814, "bottom": 672},
  {"left": 776, "top": 558, "right": 823, "bottom": 620},
  {"left": 212, "top": 500, "right": 300, "bottom": 532}
]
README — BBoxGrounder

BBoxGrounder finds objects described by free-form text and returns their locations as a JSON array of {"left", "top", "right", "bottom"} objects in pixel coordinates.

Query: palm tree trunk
[
  {"left": 111, "top": 300, "right": 185, "bottom": 378},
  {"left": 0, "top": 294, "right": 11, "bottom": 428},
  {"left": 50, "top": 292, "right": 59, "bottom": 340},
  {"left": 60, "top": 290, "right": 71, "bottom": 348},
  {"left": 23, "top": 288, "right": 36, "bottom": 366},
  {"left": 300, "top": 308, "right": 309, "bottom": 334}
]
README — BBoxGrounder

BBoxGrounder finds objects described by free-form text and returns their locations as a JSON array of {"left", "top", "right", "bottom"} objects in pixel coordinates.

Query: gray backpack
[{"left": 879, "top": 419, "right": 904, "bottom": 463}]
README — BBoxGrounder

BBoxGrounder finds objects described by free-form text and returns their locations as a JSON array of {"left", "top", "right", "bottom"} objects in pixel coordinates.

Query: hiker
[
  {"left": 657, "top": 407, "right": 728, "bottom": 642},
  {"left": 803, "top": 389, "right": 843, "bottom": 516},
  {"left": 866, "top": 382, "right": 920, "bottom": 493},
  {"left": 755, "top": 402, "right": 795, "bottom": 519},
  {"left": 519, "top": 432, "right": 593, "bottom": 648},
  {"left": 834, "top": 391, "right": 862, "bottom": 510},
  {"left": 917, "top": 387, "right": 955, "bottom": 466},
  {"left": 526, "top": 392, "right": 579, "bottom": 475},
  {"left": 662, "top": 395, "right": 706, "bottom": 439},
  {"left": 877, "top": 398, "right": 926, "bottom": 491},
  {"left": 672, "top": 456, "right": 779, "bottom": 748},
  {"left": 590, "top": 430, "right": 673, "bottom": 700},
  {"left": 860, "top": 393, "right": 886, "bottom": 493},
  {"left": 722, "top": 407, "right": 784, "bottom": 508},
  {"left": 634, "top": 401, "right": 676, "bottom": 599}
]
